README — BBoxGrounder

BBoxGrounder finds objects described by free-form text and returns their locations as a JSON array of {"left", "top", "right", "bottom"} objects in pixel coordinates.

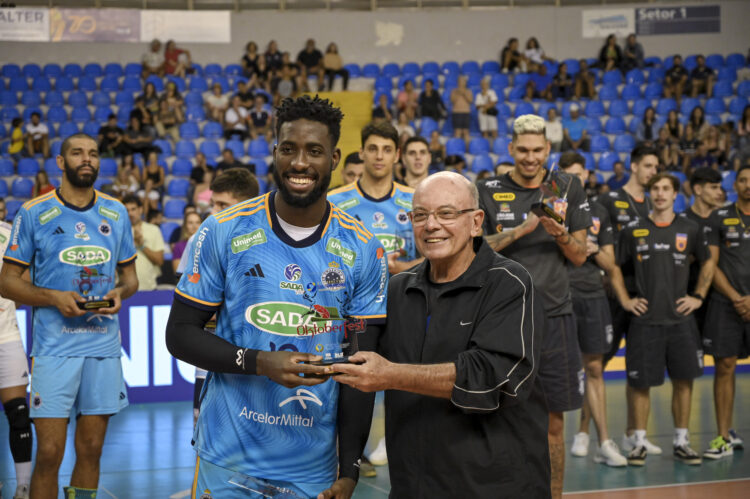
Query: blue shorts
[
  {"left": 192, "top": 456, "right": 330, "bottom": 499},
  {"left": 30, "top": 356, "right": 128, "bottom": 419}
]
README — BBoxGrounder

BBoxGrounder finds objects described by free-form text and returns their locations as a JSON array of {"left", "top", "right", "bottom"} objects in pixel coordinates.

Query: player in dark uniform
[
  {"left": 595, "top": 144, "right": 660, "bottom": 456},
  {"left": 477, "top": 115, "right": 592, "bottom": 498},
  {"left": 561, "top": 153, "right": 627, "bottom": 467},
  {"left": 611, "top": 173, "right": 714, "bottom": 466},
  {"left": 702, "top": 164, "right": 750, "bottom": 459}
]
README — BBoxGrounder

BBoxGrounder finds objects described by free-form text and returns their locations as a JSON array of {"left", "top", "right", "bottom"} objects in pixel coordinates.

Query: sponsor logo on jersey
[
  {"left": 321, "top": 267, "right": 346, "bottom": 291},
  {"left": 632, "top": 229, "right": 649, "bottom": 238},
  {"left": 336, "top": 198, "right": 360, "bottom": 210},
  {"left": 59, "top": 246, "right": 111, "bottom": 266},
  {"left": 199, "top": 489, "right": 213, "bottom": 499},
  {"left": 500, "top": 202, "right": 511, "bottom": 213},
  {"left": 38, "top": 206, "right": 61, "bottom": 225},
  {"left": 32, "top": 392, "right": 41, "bottom": 409},
  {"left": 653, "top": 243, "right": 670, "bottom": 251},
  {"left": 0, "top": 233, "right": 6, "bottom": 245},
  {"left": 98, "top": 205, "right": 120, "bottom": 222},
  {"left": 394, "top": 197, "right": 412, "bottom": 210},
  {"left": 231, "top": 228, "right": 267, "bottom": 254},
  {"left": 493, "top": 192, "right": 516, "bottom": 202},
  {"left": 375, "top": 234, "right": 405, "bottom": 254},
  {"left": 53, "top": 226, "right": 64, "bottom": 235},
  {"left": 284, "top": 263, "right": 302, "bottom": 281},
  {"left": 279, "top": 388, "right": 323, "bottom": 409},
  {"left": 74, "top": 267, "right": 113, "bottom": 295},
  {"left": 238, "top": 407, "right": 315, "bottom": 427},
  {"left": 396, "top": 209, "right": 409, "bottom": 225},
  {"left": 245, "top": 301, "right": 342, "bottom": 336},
  {"left": 591, "top": 217, "right": 601, "bottom": 234},
  {"left": 372, "top": 212, "right": 388, "bottom": 229},
  {"left": 615, "top": 201, "right": 629, "bottom": 209},
  {"left": 244, "top": 263, "right": 264, "bottom": 278},
  {"left": 326, "top": 238, "right": 356, "bottom": 266},
  {"left": 723, "top": 218, "right": 740, "bottom": 226},
  {"left": 375, "top": 251, "right": 387, "bottom": 304},
  {"left": 98, "top": 220, "right": 111, "bottom": 236},
  {"left": 74, "top": 222, "right": 90, "bottom": 241},
  {"left": 484, "top": 180, "right": 502, "bottom": 188},
  {"left": 675, "top": 233, "right": 687, "bottom": 252},
  {"left": 189, "top": 226, "right": 210, "bottom": 282},
  {"left": 9, "top": 213, "right": 21, "bottom": 251},
  {"left": 280, "top": 281, "right": 304, "bottom": 294},
  {"left": 376, "top": 247, "right": 385, "bottom": 259}
]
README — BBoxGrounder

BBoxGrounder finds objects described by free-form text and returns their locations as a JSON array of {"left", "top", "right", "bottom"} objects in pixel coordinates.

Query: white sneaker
[
  {"left": 571, "top": 432, "right": 589, "bottom": 457},
  {"left": 14, "top": 484, "right": 30, "bottom": 499},
  {"left": 368, "top": 437, "right": 388, "bottom": 466},
  {"left": 621, "top": 433, "right": 663, "bottom": 455},
  {"left": 594, "top": 439, "right": 627, "bottom": 467}
]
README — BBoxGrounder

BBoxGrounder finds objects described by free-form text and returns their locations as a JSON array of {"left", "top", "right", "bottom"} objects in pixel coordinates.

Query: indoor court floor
[{"left": 1, "top": 373, "right": 748, "bottom": 498}]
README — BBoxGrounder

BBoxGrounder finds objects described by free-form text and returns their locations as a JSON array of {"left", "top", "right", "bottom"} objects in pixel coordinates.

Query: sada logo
[
  {"left": 245, "top": 302, "right": 342, "bottom": 336},
  {"left": 58, "top": 246, "right": 111, "bottom": 266}
]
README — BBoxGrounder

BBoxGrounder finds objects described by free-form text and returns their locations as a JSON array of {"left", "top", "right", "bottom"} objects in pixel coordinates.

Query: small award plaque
[
  {"left": 76, "top": 296, "right": 115, "bottom": 310},
  {"left": 306, "top": 316, "right": 366, "bottom": 366},
  {"left": 228, "top": 472, "right": 306, "bottom": 498},
  {"left": 530, "top": 165, "right": 570, "bottom": 224}
]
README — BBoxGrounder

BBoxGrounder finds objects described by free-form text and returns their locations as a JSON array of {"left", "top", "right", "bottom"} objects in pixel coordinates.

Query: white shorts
[
  {"left": 478, "top": 112, "right": 498, "bottom": 132},
  {"left": 137, "top": 189, "right": 160, "bottom": 201},
  {"left": 0, "top": 340, "right": 30, "bottom": 389}
]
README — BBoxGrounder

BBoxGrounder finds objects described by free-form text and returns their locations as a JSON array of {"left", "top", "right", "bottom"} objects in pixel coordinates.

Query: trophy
[
  {"left": 306, "top": 314, "right": 366, "bottom": 366},
  {"left": 530, "top": 164, "right": 570, "bottom": 224}
]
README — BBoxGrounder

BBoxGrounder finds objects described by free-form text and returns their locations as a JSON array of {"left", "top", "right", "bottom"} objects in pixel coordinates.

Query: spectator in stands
[
  {"left": 528, "top": 64, "right": 553, "bottom": 101},
  {"left": 171, "top": 211, "right": 202, "bottom": 272},
  {"left": 216, "top": 148, "right": 244, "bottom": 175},
  {"left": 8, "top": 118, "right": 24, "bottom": 164},
  {"left": 562, "top": 103, "right": 590, "bottom": 151},
  {"left": 704, "top": 125, "right": 729, "bottom": 168},
  {"left": 297, "top": 38, "right": 325, "bottom": 91},
  {"left": 123, "top": 116, "right": 157, "bottom": 158},
  {"left": 664, "top": 55, "right": 689, "bottom": 105},
  {"left": 168, "top": 205, "right": 197, "bottom": 248},
  {"left": 271, "top": 60, "right": 299, "bottom": 105},
  {"left": 395, "top": 113, "right": 415, "bottom": 146},
  {"left": 418, "top": 78, "right": 446, "bottom": 122},
  {"left": 688, "top": 106, "right": 710, "bottom": 141},
  {"left": 552, "top": 62, "right": 573, "bottom": 100},
  {"left": 265, "top": 40, "right": 284, "bottom": 75},
  {"left": 636, "top": 106, "right": 659, "bottom": 144},
  {"left": 372, "top": 93, "right": 393, "bottom": 123},
  {"left": 130, "top": 96, "right": 152, "bottom": 128},
  {"left": 655, "top": 127, "right": 674, "bottom": 162},
  {"left": 679, "top": 123, "right": 700, "bottom": 168},
  {"left": 340, "top": 152, "right": 364, "bottom": 185},
  {"left": 396, "top": 80, "right": 419, "bottom": 122},
  {"left": 451, "top": 76, "right": 473, "bottom": 145},
  {"left": 585, "top": 170, "right": 608, "bottom": 197},
  {"left": 142, "top": 82, "right": 160, "bottom": 115},
  {"left": 98, "top": 114, "right": 126, "bottom": 157},
  {"left": 475, "top": 78, "right": 499, "bottom": 140},
  {"left": 444, "top": 154, "right": 474, "bottom": 182},
  {"left": 598, "top": 34, "right": 622, "bottom": 71},
  {"left": 235, "top": 80, "right": 255, "bottom": 109},
  {"left": 112, "top": 165, "right": 140, "bottom": 200},
  {"left": 155, "top": 99, "right": 183, "bottom": 142},
  {"left": 661, "top": 143, "right": 682, "bottom": 172},
  {"left": 138, "top": 151, "right": 165, "bottom": 213},
  {"left": 164, "top": 40, "right": 192, "bottom": 78},
  {"left": 428, "top": 130, "right": 446, "bottom": 171},
  {"left": 190, "top": 152, "right": 213, "bottom": 185},
  {"left": 621, "top": 34, "right": 644, "bottom": 73},
  {"left": 193, "top": 169, "right": 215, "bottom": 216},
  {"left": 142, "top": 39, "right": 165, "bottom": 79},
  {"left": 249, "top": 95, "right": 273, "bottom": 142},
  {"left": 123, "top": 194, "right": 165, "bottom": 291},
  {"left": 224, "top": 95, "right": 250, "bottom": 140},
  {"left": 524, "top": 37, "right": 552, "bottom": 73},
  {"left": 690, "top": 141, "right": 717, "bottom": 170},
  {"left": 690, "top": 55, "right": 715, "bottom": 98},
  {"left": 545, "top": 107, "right": 563, "bottom": 153},
  {"left": 162, "top": 82, "right": 184, "bottom": 111},
  {"left": 204, "top": 83, "right": 229, "bottom": 124},
  {"left": 607, "top": 161, "right": 629, "bottom": 191},
  {"left": 146, "top": 209, "right": 163, "bottom": 227},
  {"left": 121, "top": 153, "right": 137, "bottom": 173},
  {"left": 31, "top": 171, "right": 54, "bottom": 198},
  {"left": 242, "top": 41, "right": 263, "bottom": 83},
  {"left": 500, "top": 37, "right": 523, "bottom": 72},
  {"left": 664, "top": 110, "right": 684, "bottom": 143},
  {"left": 323, "top": 43, "right": 349, "bottom": 91},
  {"left": 25, "top": 111, "right": 49, "bottom": 158},
  {"left": 737, "top": 105, "right": 750, "bottom": 149},
  {"left": 574, "top": 59, "right": 596, "bottom": 100}
]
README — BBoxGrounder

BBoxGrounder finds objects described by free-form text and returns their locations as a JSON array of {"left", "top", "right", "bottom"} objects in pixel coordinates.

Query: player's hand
[
  {"left": 585, "top": 239, "right": 599, "bottom": 256},
  {"left": 538, "top": 215, "right": 566, "bottom": 238},
  {"left": 256, "top": 351, "right": 332, "bottom": 388},
  {"left": 386, "top": 252, "right": 402, "bottom": 274},
  {"left": 333, "top": 351, "right": 391, "bottom": 392},
  {"left": 519, "top": 212, "right": 540, "bottom": 237},
  {"left": 622, "top": 297, "right": 648, "bottom": 317},
  {"left": 733, "top": 296, "right": 750, "bottom": 317},
  {"left": 676, "top": 296, "right": 702, "bottom": 315},
  {"left": 96, "top": 288, "right": 123, "bottom": 315},
  {"left": 52, "top": 290, "right": 87, "bottom": 317},
  {"left": 317, "top": 477, "right": 356, "bottom": 499}
]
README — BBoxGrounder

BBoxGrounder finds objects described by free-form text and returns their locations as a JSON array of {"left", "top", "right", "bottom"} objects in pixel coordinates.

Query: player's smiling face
[
  {"left": 510, "top": 133, "right": 549, "bottom": 182},
  {"left": 273, "top": 118, "right": 340, "bottom": 208}
]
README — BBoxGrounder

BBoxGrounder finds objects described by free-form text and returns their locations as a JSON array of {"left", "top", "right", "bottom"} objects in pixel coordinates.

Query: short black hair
[
  {"left": 403, "top": 136, "right": 429, "bottom": 154},
  {"left": 146, "top": 209, "right": 162, "bottom": 223},
  {"left": 222, "top": 148, "right": 234, "bottom": 156},
  {"left": 737, "top": 163, "right": 750, "bottom": 177},
  {"left": 31, "top": 111, "right": 40, "bottom": 118},
  {"left": 343, "top": 152, "right": 363, "bottom": 167},
  {"left": 61, "top": 133, "right": 97, "bottom": 157},
  {"left": 647, "top": 173, "right": 680, "bottom": 192},
  {"left": 275, "top": 95, "right": 343, "bottom": 148},
  {"left": 210, "top": 167, "right": 259, "bottom": 201},
  {"left": 11, "top": 118, "right": 22, "bottom": 127},
  {"left": 361, "top": 121, "right": 398, "bottom": 149},
  {"left": 689, "top": 167, "right": 722, "bottom": 189},
  {"left": 559, "top": 152, "right": 586, "bottom": 170},
  {"left": 122, "top": 194, "right": 142, "bottom": 207},
  {"left": 630, "top": 143, "right": 660, "bottom": 164}
]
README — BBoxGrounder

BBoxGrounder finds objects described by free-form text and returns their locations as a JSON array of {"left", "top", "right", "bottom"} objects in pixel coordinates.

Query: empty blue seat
[
  {"left": 419, "top": 117, "right": 439, "bottom": 137},
  {"left": 515, "top": 101, "right": 535, "bottom": 117},
  {"left": 9, "top": 77, "right": 28, "bottom": 92},
  {"left": 198, "top": 140, "right": 220, "bottom": 158},
  {"left": 161, "top": 222, "right": 179, "bottom": 242},
  {"left": 44, "top": 157, "right": 60, "bottom": 176},
  {"left": 441, "top": 61, "right": 460, "bottom": 75},
  {"left": 609, "top": 100, "right": 629, "bottom": 118},
  {"left": 613, "top": 135, "right": 636, "bottom": 153},
  {"left": 45, "top": 91, "right": 64, "bottom": 107},
  {"left": 31, "top": 77, "right": 51, "bottom": 92},
  {"left": 99, "top": 158, "right": 118, "bottom": 177},
  {"left": 22, "top": 64, "right": 41, "bottom": 79},
  {"left": 656, "top": 98, "right": 677, "bottom": 115},
  {"left": 200, "top": 121, "right": 222, "bottom": 139},
  {"left": 5, "top": 200, "right": 23, "bottom": 219},
  {"left": 717, "top": 67, "right": 737, "bottom": 82},
  {"left": 83, "top": 63, "right": 103, "bottom": 78},
  {"left": 100, "top": 77, "right": 120, "bottom": 92},
  {"left": 728, "top": 97, "right": 748, "bottom": 116},
  {"left": 621, "top": 84, "right": 642, "bottom": 100},
  {"left": 50, "top": 140, "right": 62, "bottom": 157},
  {"left": 55, "top": 76, "right": 75, "bottom": 92},
  {"left": 598, "top": 152, "right": 619, "bottom": 172},
  {"left": 374, "top": 77, "right": 392, "bottom": 92},
  {"left": 166, "top": 76, "right": 186, "bottom": 93},
  {"left": 94, "top": 107, "right": 112, "bottom": 123},
  {"left": 0, "top": 159, "right": 14, "bottom": 176},
  {"left": 185, "top": 106, "right": 205, "bottom": 122},
  {"left": 715, "top": 80, "right": 734, "bottom": 98},
  {"left": 644, "top": 82, "right": 663, "bottom": 99},
  {"left": 12, "top": 178, "right": 34, "bottom": 198},
  {"left": 204, "top": 63, "right": 222, "bottom": 77},
  {"left": 401, "top": 62, "right": 420, "bottom": 77},
  {"left": 599, "top": 84, "right": 619, "bottom": 101},
  {"left": 705, "top": 97, "right": 726, "bottom": 115},
  {"left": 585, "top": 101, "right": 605, "bottom": 118},
  {"left": 736, "top": 81, "right": 750, "bottom": 98},
  {"left": 164, "top": 197, "right": 188, "bottom": 217},
  {"left": 362, "top": 63, "right": 380, "bottom": 78},
  {"left": 679, "top": 97, "right": 700, "bottom": 116},
  {"left": 562, "top": 58, "right": 580, "bottom": 75},
  {"left": 461, "top": 61, "right": 481, "bottom": 75},
  {"left": 590, "top": 135, "right": 611, "bottom": 153},
  {"left": 625, "top": 69, "right": 645, "bottom": 85},
  {"left": 78, "top": 76, "right": 97, "bottom": 92},
  {"left": 252, "top": 158, "right": 269, "bottom": 177},
  {"left": 153, "top": 139, "right": 172, "bottom": 157},
  {"left": 145, "top": 76, "right": 165, "bottom": 92},
  {"left": 445, "top": 138, "right": 466, "bottom": 156},
  {"left": 17, "top": 158, "right": 40, "bottom": 177},
  {"left": 171, "top": 158, "right": 193, "bottom": 177},
  {"left": 71, "top": 108, "right": 91, "bottom": 123},
  {"left": 224, "top": 64, "right": 243, "bottom": 76},
  {"left": 82, "top": 121, "right": 100, "bottom": 136},
  {"left": 602, "top": 70, "right": 622, "bottom": 85},
  {"left": 586, "top": 118, "right": 602, "bottom": 135},
  {"left": 42, "top": 63, "right": 61, "bottom": 78},
  {"left": 1, "top": 64, "right": 21, "bottom": 78},
  {"left": 248, "top": 138, "right": 270, "bottom": 158},
  {"left": 188, "top": 76, "right": 209, "bottom": 93},
  {"left": 0, "top": 179, "right": 7, "bottom": 197},
  {"left": 422, "top": 62, "right": 440, "bottom": 76},
  {"left": 1, "top": 108, "right": 20, "bottom": 124},
  {"left": 726, "top": 53, "right": 745, "bottom": 68},
  {"left": 92, "top": 91, "right": 111, "bottom": 107},
  {"left": 343, "top": 64, "right": 361, "bottom": 78},
  {"left": 482, "top": 61, "right": 501, "bottom": 75},
  {"left": 58, "top": 121, "right": 79, "bottom": 139},
  {"left": 104, "top": 63, "right": 123, "bottom": 78},
  {"left": 466, "top": 73, "right": 482, "bottom": 87},
  {"left": 632, "top": 99, "right": 651, "bottom": 118},
  {"left": 179, "top": 122, "right": 200, "bottom": 140},
  {"left": 68, "top": 91, "right": 88, "bottom": 108},
  {"left": 490, "top": 73, "right": 510, "bottom": 89},
  {"left": 604, "top": 117, "right": 626, "bottom": 134},
  {"left": 471, "top": 154, "right": 494, "bottom": 174},
  {"left": 114, "top": 91, "right": 134, "bottom": 108},
  {"left": 116, "top": 107, "right": 132, "bottom": 124},
  {"left": 184, "top": 91, "right": 202, "bottom": 108},
  {"left": 468, "top": 138, "right": 490, "bottom": 155},
  {"left": 0, "top": 91, "right": 18, "bottom": 106},
  {"left": 705, "top": 54, "right": 724, "bottom": 70},
  {"left": 124, "top": 63, "right": 142, "bottom": 77},
  {"left": 628, "top": 117, "right": 640, "bottom": 134},
  {"left": 122, "top": 77, "right": 142, "bottom": 92},
  {"left": 225, "top": 140, "right": 244, "bottom": 159}
]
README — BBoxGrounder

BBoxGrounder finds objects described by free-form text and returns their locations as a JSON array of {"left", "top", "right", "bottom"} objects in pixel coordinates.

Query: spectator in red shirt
[{"left": 164, "top": 40, "right": 192, "bottom": 78}]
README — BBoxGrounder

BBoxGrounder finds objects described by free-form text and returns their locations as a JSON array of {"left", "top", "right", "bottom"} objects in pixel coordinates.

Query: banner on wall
[
  {"left": 49, "top": 8, "right": 140, "bottom": 42},
  {"left": 635, "top": 5, "right": 720, "bottom": 36},
  {"left": 140, "top": 10, "right": 230, "bottom": 43},
  {"left": 0, "top": 7, "right": 49, "bottom": 42},
  {"left": 581, "top": 9, "right": 635, "bottom": 39}
]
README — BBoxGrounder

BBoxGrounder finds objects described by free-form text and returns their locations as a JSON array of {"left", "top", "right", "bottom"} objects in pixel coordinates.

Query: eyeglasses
[{"left": 409, "top": 208, "right": 476, "bottom": 226}]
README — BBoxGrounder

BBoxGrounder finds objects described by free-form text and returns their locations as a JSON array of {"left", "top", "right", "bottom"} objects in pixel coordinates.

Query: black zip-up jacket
[{"left": 380, "top": 238, "right": 550, "bottom": 498}]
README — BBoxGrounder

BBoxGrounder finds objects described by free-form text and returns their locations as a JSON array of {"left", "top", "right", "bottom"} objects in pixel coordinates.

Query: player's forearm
[
  {"left": 694, "top": 259, "right": 715, "bottom": 298},
  {"left": 337, "top": 384, "right": 375, "bottom": 481},
  {"left": 555, "top": 231, "right": 587, "bottom": 266},
  {"left": 608, "top": 265, "right": 632, "bottom": 306},
  {"left": 115, "top": 266, "right": 139, "bottom": 301},
  {"left": 388, "top": 362, "right": 456, "bottom": 399},
  {"left": 485, "top": 226, "right": 527, "bottom": 252},
  {"left": 712, "top": 267, "right": 742, "bottom": 301}
]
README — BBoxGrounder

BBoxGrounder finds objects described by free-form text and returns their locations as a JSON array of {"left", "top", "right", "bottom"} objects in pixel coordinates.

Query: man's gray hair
[{"left": 512, "top": 114, "right": 546, "bottom": 139}]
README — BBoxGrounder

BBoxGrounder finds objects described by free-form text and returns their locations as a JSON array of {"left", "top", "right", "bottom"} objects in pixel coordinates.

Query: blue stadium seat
[
  {"left": 471, "top": 154, "right": 493, "bottom": 174},
  {"left": 466, "top": 73, "right": 482, "bottom": 87},
  {"left": 422, "top": 62, "right": 440, "bottom": 76},
  {"left": 166, "top": 75, "right": 186, "bottom": 93},
  {"left": 715, "top": 80, "right": 735, "bottom": 98},
  {"left": 1, "top": 64, "right": 21, "bottom": 78},
  {"left": 12, "top": 178, "right": 34, "bottom": 198},
  {"left": 461, "top": 61, "right": 481, "bottom": 75},
  {"left": 728, "top": 97, "right": 748, "bottom": 116},
  {"left": 31, "top": 77, "right": 51, "bottom": 92},
  {"left": 77, "top": 76, "right": 97, "bottom": 92},
  {"left": 443, "top": 73, "right": 459, "bottom": 89},
  {"left": 374, "top": 77, "right": 392, "bottom": 93},
  {"left": 179, "top": 122, "right": 200, "bottom": 140},
  {"left": 202, "top": 121, "right": 223, "bottom": 139},
  {"left": 585, "top": 101, "right": 605, "bottom": 118},
  {"left": 99, "top": 158, "right": 118, "bottom": 177},
  {"left": 597, "top": 152, "right": 619, "bottom": 172},
  {"left": 58, "top": 121, "right": 80, "bottom": 139},
  {"left": 252, "top": 158, "right": 268, "bottom": 177},
  {"left": 586, "top": 117, "right": 602, "bottom": 135},
  {"left": 203, "top": 63, "right": 222, "bottom": 78},
  {"left": 124, "top": 63, "right": 142, "bottom": 77},
  {"left": 684, "top": 55, "right": 698, "bottom": 72},
  {"left": 679, "top": 98, "right": 700, "bottom": 116},
  {"left": 445, "top": 138, "right": 466, "bottom": 156},
  {"left": 5, "top": 200, "right": 23, "bottom": 219},
  {"left": 23, "top": 64, "right": 42, "bottom": 79},
  {"left": 100, "top": 77, "right": 120, "bottom": 93},
  {"left": 185, "top": 106, "right": 205, "bottom": 122},
  {"left": 225, "top": 139, "right": 244, "bottom": 159},
  {"left": 50, "top": 140, "right": 62, "bottom": 158},
  {"left": 726, "top": 53, "right": 745, "bottom": 68},
  {"left": 55, "top": 76, "right": 75, "bottom": 92},
  {"left": 514, "top": 101, "right": 535, "bottom": 117},
  {"left": 562, "top": 59, "right": 580, "bottom": 75},
  {"left": 0, "top": 159, "right": 14, "bottom": 176},
  {"left": 43, "top": 157, "right": 59, "bottom": 177},
  {"left": 613, "top": 135, "right": 636, "bottom": 153},
  {"left": 705, "top": 97, "right": 726, "bottom": 116},
  {"left": 608, "top": 100, "right": 629, "bottom": 118},
  {"left": 1, "top": 107, "right": 20, "bottom": 124},
  {"left": 0, "top": 179, "right": 7, "bottom": 197},
  {"left": 441, "top": 61, "right": 460, "bottom": 75},
  {"left": 419, "top": 117, "right": 439, "bottom": 137},
  {"left": 0, "top": 91, "right": 17, "bottom": 106},
  {"left": 604, "top": 117, "right": 626, "bottom": 135},
  {"left": 537, "top": 103, "right": 557, "bottom": 121},
  {"left": 625, "top": 69, "right": 645, "bottom": 85},
  {"left": 43, "top": 63, "right": 62, "bottom": 78},
  {"left": 621, "top": 84, "right": 641, "bottom": 100},
  {"left": 590, "top": 135, "right": 611, "bottom": 153},
  {"left": 0, "top": 124, "right": 5, "bottom": 139},
  {"left": 224, "top": 64, "right": 243, "bottom": 77},
  {"left": 628, "top": 117, "right": 640, "bottom": 134},
  {"left": 482, "top": 61, "right": 501, "bottom": 75},
  {"left": 490, "top": 73, "right": 510, "bottom": 89},
  {"left": 164, "top": 198, "right": 187, "bottom": 217},
  {"left": 83, "top": 63, "right": 103, "bottom": 78},
  {"left": 705, "top": 54, "right": 724, "bottom": 70},
  {"left": 171, "top": 158, "right": 193, "bottom": 177},
  {"left": 737, "top": 81, "right": 750, "bottom": 98},
  {"left": 343, "top": 64, "right": 361, "bottom": 78},
  {"left": 116, "top": 107, "right": 132, "bottom": 125},
  {"left": 248, "top": 138, "right": 270, "bottom": 158},
  {"left": 656, "top": 98, "right": 677, "bottom": 115},
  {"left": 602, "top": 70, "right": 622, "bottom": 85},
  {"left": 717, "top": 67, "right": 737, "bottom": 82},
  {"left": 71, "top": 107, "right": 91, "bottom": 123},
  {"left": 631, "top": 99, "right": 651, "bottom": 118},
  {"left": 507, "top": 86, "right": 524, "bottom": 102},
  {"left": 599, "top": 84, "right": 619, "bottom": 101},
  {"left": 401, "top": 62, "right": 420, "bottom": 77},
  {"left": 68, "top": 91, "right": 88, "bottom": 108},
  {"left": 146, "top": 76, "right": 165, "bottom": 92},
  {"left": 152, "top": 139, "right": 172, "bottom": 157},
  {"left": 17, "top": 158, "right": 40, "bottom": 177},
  {"left": 122, "top": 77, "right": 142, "bottom": 92},
  {"left": 92, "top": 91, "right": 111, "bottom": 108},
  {"left": 161, "top": 222, "right": 179, "bottom": 242},
  {"left": 362, "top": 63, "right": 380, "bottom": 78},
  {"left": 199, "top": 140, "right": 220, "bottom": 158},
  {"left": 82, "top": 121, "right": 100, "bottom": 136},
  {"left": 468, "top": 138, "right": 490, "bottom": 155},
  {"left": 644, "top": 83, "right": 663, "bottom": 99},
  {"left": 183, "top": 91, "right": 202, "bottom": 108},
  {"left": 9, "top": 77, "right": 28, "bottom": 92},
  {"left": 45, "top": 91, "right": 64, "bottom": 107},
  {"left": 104, "top": 63, "right": 123, "bottom": 78},
  {"left": 114, "top": 91, "right": 134, "bottom": 108}
]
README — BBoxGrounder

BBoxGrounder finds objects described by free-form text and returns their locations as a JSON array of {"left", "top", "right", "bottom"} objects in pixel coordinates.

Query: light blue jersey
[
  {"left": 328, "top": 181, "right": 417, "bottom": 261},
  {"left": 175, "top": 192, "right": 387, "bottom": 485},
  {"left": 3, "top": 189, "right": 136, "bottom": 358}
]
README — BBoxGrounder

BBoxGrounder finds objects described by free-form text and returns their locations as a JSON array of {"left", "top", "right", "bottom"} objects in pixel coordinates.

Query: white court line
[
  {"left": 100, "top": 486, "right": 118, "bottom": 499},
  {"left": 357, "top": 480, "right": 390, "bottom": 494},
  {"left": 564, "top": 477, "right": 750, "bottom": 495},
  {"left": 170, "top": 489, "right": 191, "bottom": 499}
]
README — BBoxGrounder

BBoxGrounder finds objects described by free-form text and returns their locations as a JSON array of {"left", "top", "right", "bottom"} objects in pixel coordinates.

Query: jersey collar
[
  {"left": 356, "top": 180, "right": 395, "bottom": 202},
  {"left": 267, "top": 191, "right": 332, "bottom": 248},
  {"left": 54, "top": 188, "right": 97, "bottom": 212}
]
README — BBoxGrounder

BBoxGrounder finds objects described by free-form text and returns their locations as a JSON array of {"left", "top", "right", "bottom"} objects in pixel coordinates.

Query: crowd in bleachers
[{"left": 1, "top": 36, "right": 750, "bottom": 255}]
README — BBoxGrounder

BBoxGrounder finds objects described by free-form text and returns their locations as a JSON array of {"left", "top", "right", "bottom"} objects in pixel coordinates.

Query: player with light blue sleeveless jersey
[
  {"left": 166, "top": 97, "right": 387, "bottom": 499},
  {"left": 0, "top": 134, "right": 139, "bottom": 498}
]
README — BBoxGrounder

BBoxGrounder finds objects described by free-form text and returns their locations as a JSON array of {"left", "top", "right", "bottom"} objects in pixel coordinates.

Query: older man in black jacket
[{"left": 332, "top": 172, "right": 549, "bottom": 498}]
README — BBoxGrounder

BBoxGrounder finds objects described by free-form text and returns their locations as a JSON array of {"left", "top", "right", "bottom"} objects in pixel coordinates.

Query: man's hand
[
  {"left": 519, "top": 212, "right": 540, "bottom": 236},
  {"left": 622, "top": 296, "right": 648, "bottom": 316},
  {"left": 386, "top": 252, "right": 403, "bottom": 274},
  {"left": 538, "top": 215, "right": 566, "bottom": 238},
  {"left": 317, "top": 478, "right": 356, "bottom": 499},
  {"left": 96, "top": 287, "right": 123, "bottom": 315},
  {"left": 733, "top": 296, "right": 750, "bottom": 319},
  {"left": 133, "top": 226, "right": 144, "bottom": 247},
  {"left": 52, "top": 290, "right": 87, "bottom": 317},
  {"left": 332, "top": 351, "right": 392, "bottom": 392},
  {"left": 676, "top": 295, "right": 702, "bottom": 316},
  {"left": 256, "top": 350, "right": 332, "bottom": 388},
  {"left": 585, "top": 239, "right": 599, "bottom": 257}
]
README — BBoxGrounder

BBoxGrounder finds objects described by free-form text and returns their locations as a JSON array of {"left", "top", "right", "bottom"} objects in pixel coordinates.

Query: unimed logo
[{"left": 231, "top": 228, "right": 266, "bottom": 254}]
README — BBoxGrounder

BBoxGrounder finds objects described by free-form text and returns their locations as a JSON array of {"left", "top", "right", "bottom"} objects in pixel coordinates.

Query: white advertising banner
[
  {"left": 582, "top": 9, "right": 635, "bottom": 39},
  {"left": 0, "top": 8, "right": 50, "bottom": 42},
  {"left": 140, "top": 10, "right": 230, "bottom": 44}
]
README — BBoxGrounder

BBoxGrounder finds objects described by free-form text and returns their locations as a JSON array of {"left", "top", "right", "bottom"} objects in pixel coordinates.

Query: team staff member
[
  {"left": 702, "top": 164, "right": 750, "bottom": 459},
  {"left": 560, "top": 153, "right": 627, "bottom": 467},
  {"left": 0, "top": 217, "right": 32, "bottom": 499},
  {"left": 477, "top": 115, "right": 592, "bottom": 499},
  {"left": 0, "top": 134, "right": 139, "bottom": 499},
  {"left": 611, "top": 173, "right": 714, "bottom": 466},
  {"left": 334, "top": 172, "right": 549, "bottom": 498},
  {"left": 166, "top": 96, "right": 387, "bottom": 499}
]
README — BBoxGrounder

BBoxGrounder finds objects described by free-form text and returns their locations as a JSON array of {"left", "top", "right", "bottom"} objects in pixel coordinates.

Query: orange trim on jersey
[
  {"left": 118, "top": 253, "right": 137, "bottom": 265},
  {"left": 319, "top": 202, "right": 334, "bottom": 237},
  {"left": 215, "top": 196, "right": 265, "bottom": 219},
  {"left": 216, "top": 205, "right": 265, "bottom": 224},
  {"left": 332, "top": 212, "right": 371, "bottom": 241},
  {"left": 264, "top": 193, "right": 273, "bottom": 227},
  {"left": 352, "top": 314, "right": 387, "bottom": 319},
  {"left": 95, "top": 190, "right": 120, "bottom": 203},
  {"left": 331, "top": 214, "right": 370, "bottom": 243},
  {"left": 175, "top": 288, "right": 222, "bottom": 308},
  {"left": 2, "top": 255, "right": 30, "bottom": 267},
  {"left": 191, "top": 456, "right": 200, "bottom": 498},
  {"left": 654, "top": 221, "right": 671, "bottom": 227},
  {"left": 393, "top": 181, "right": 415, "bottom": 194},
  {"left": 334, "top": 207, "right": 373, "bottom": 237},
  {"left": 327, "top": 183, "right": 358, "bottom": 196},
  {"left": 22, "top": 191, "right": 56, "bottom": 210}
]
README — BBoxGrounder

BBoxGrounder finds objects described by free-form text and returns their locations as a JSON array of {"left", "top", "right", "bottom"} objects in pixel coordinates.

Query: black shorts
[
  {"left": 625, "top": 320, "right": 703, "bottom": 389},
  {"left": 452, "top": 112, "right": 470, "bottom": 130},
  {"left": 572, "top": 295, "right": 613, "bottom": 355},
  {"left": 538, "top": 313, "right": 584, "bottom": 412},
  {"left": 703, "top": 296, "right": 750, "bottom": 359}
]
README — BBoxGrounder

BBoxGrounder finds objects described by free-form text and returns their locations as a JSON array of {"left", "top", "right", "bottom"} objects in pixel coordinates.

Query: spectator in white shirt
[
  {"left": 204, "top": 83, "right": 229, "bottom": 124},
  {"left": 141, "top": 39, "right": 166, "bottom": 79},
  {"left": 545, "top": 107, "right": 564, "bottom": 153},
  {"left": 224, "top": 95, "right": 250, "bottom": 140},
  {"left": 25, "top": 111, "right": 49, "bottom": 158},
  {"left": 475, "top": 79, "right": 499, "bottom": 139}
]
